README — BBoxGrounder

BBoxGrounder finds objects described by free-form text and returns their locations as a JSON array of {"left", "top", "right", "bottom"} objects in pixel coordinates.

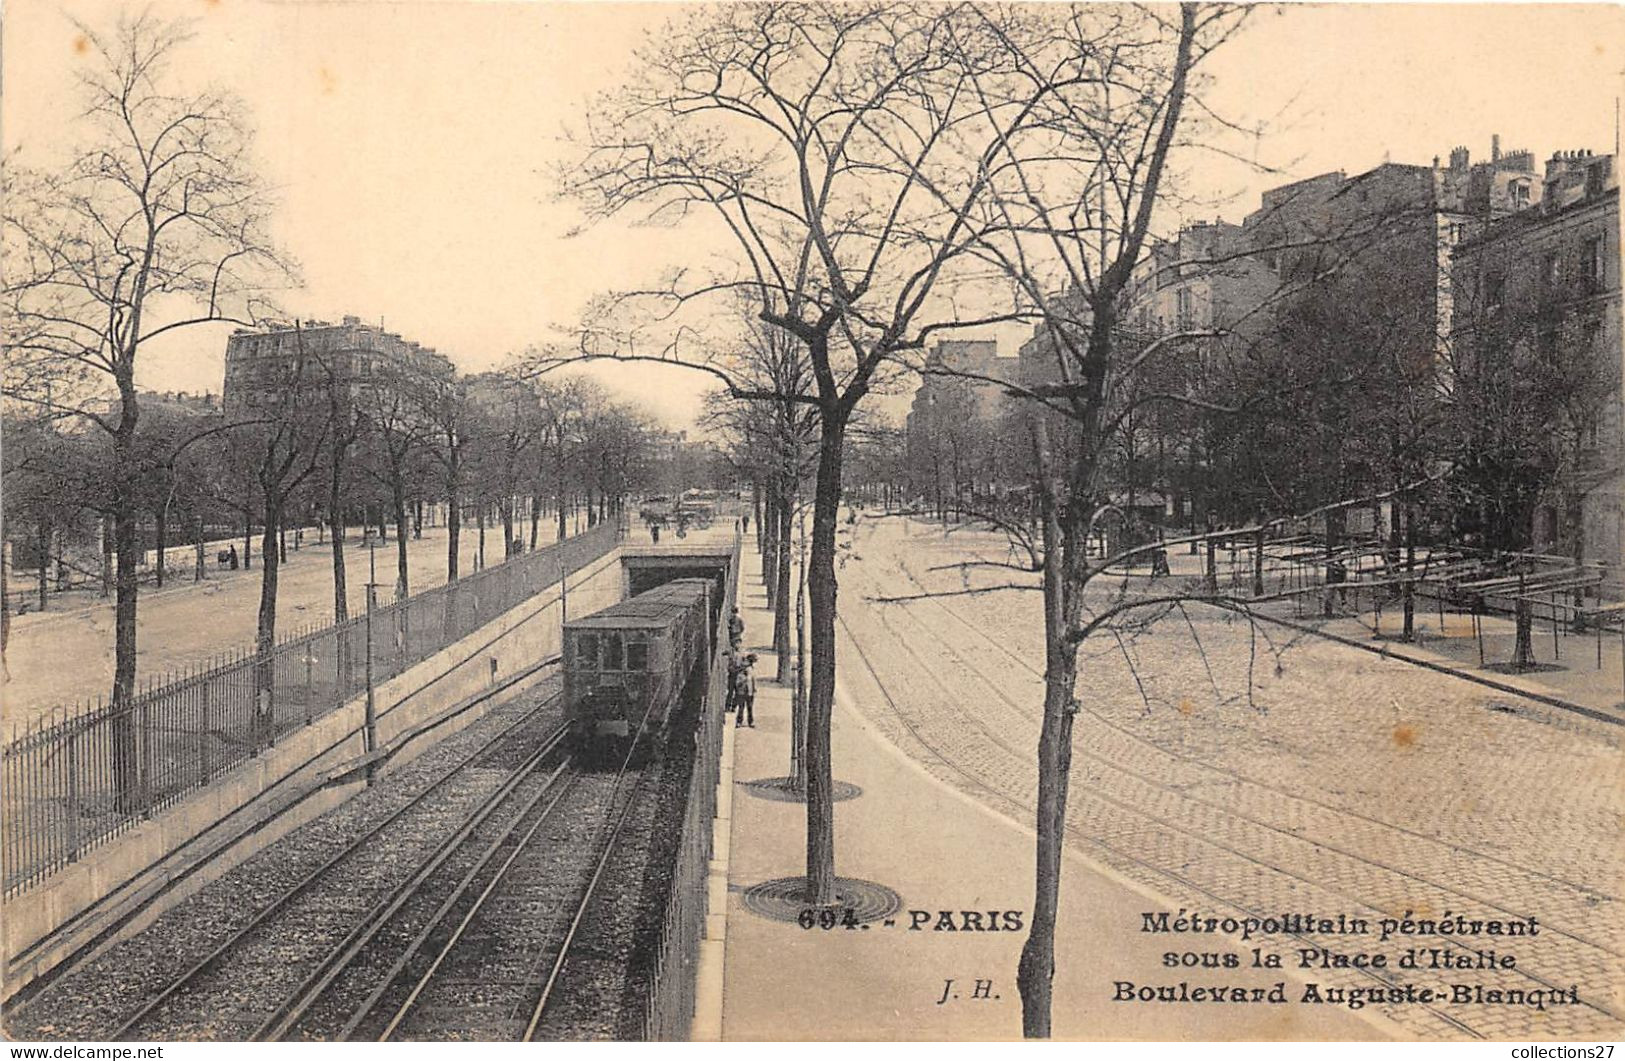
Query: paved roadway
[
  {"left": 834, "top": 515, "right": 1624, "bottom": 1040},
  {"left": 1, "top": 520, "right": 570, "bottom": 732}
]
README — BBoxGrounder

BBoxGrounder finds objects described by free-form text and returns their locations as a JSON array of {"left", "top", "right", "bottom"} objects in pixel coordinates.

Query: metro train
[{"left": 562, "top": 578, "right": 715, "bottom": 763}]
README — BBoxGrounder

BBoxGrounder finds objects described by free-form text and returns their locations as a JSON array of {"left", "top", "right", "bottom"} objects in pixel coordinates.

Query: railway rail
[
  {"left": 110, "top": 699, "right": 571, "bottom": 1040},
  {"left": 839, "top": 534, "right": 1624, "bottom": 1040}
]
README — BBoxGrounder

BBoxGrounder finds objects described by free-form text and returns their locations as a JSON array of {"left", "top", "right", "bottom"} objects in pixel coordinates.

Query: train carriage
[{"left": 562, "top": 578, "right": 713, "bottom": 761}]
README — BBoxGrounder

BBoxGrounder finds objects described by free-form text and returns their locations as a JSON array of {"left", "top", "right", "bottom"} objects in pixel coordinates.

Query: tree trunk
[
  {"left": 393, "top": 474, "right": 410, "bottom": 600},
  {"left": 502, "top": 494, "right": 517, "bottom": 559},
  {"left": 1015, "top": 416, "right": 1084, "bottom": 1040},
  {"left": 477, "top": 505, "right": 487, "bottom": 571},
  {"left": 1513, "top": 597, "right": 1535, "bottom": 668},
  {"left": 1401, "top": 500, "right": 1416, "bottom": 641},
  {"left": 793, "top": 513, "right": 809, "bottom": 791},
  {"left": 1018, "top": 540, "right": 1079, "bottom": 1039},
  {"left": 110, "top": 419, "right": 142, "bottom": 814},
  {"left": 753, "top": 481, "right": 764, "bottom": 554},
  {"left": 763, "top": 481, "right": 780, "bottom": 610},
  {"left": 195, "top": 518, "right": 206, "bottom": 582},
  {"left": 37, "top": 517, "right": 49, "bottom": 612},
  {"left": 447, "top": 490, "right": 462, "bottom": 582},
  {"left": 774, "top": 484, "right": 793, "bottom": 683},
  {"left": 555, "top": 439, "right": 568, "bottom": 544},
  {"left": 101, "top": 518, "right": 113, "bottom": 598},
  {"left": 255, "top": 502, "right": 281, "bottom": 750},
  {"left": 330, "top": 445, "right": 350, "bottom": 622},
  {"left": 154, "top": 508, "right": 167, "bottom": 588},
  {"left": 1568, "top": 490, "right": 1588, "bottom": 632},
  {"left": 529, "top": 494, "right": 542, "bottom": 549},
  {"left": 1322, "top": 508, "right": 1344, "bottom": 617},
  {"left": 244, "top": 516, "right": 254, "bottom": 571},
  {"left": 803, "top": 410, "right": 847, "bottom": 906},
  {"left": 1252, "top": 526, "right": 1266, "bottom": 597}
]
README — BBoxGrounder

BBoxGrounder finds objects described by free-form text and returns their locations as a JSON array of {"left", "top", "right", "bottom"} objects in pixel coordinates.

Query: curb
[{"left": 1245, "top": 610, "right": 1622, "bottom": 726}]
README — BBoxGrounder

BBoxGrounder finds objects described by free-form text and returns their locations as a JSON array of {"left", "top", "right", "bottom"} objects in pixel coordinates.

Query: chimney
[
  {"left": 1449, "top": 146, "right": 1469, "bottom": 171},
  {"left": 1492, "top": 134, "right": 1501, "bottom": 162}
]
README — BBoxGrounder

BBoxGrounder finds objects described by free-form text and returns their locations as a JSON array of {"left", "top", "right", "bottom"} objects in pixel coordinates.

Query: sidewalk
[
  {"left": 1157, "top": 541, "right": 1624, "bottom": 719},
  {"left": 710, "top": 546, "right": 1389, "bottom": 1041}
]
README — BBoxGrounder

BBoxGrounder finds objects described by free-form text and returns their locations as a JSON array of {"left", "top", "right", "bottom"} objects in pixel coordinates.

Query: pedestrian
[
  {"left": 728, "top": 606, "right": 745, "bottom": 651},
  {"left": 725, "top": 653, "right": 740, "bottom": 715},
  {"left": 651, "top": 521, "right": 661, "bottom": 544},
  {"left": 228, "top": 544, "right": 239, "bottom": 570},
  {"left": 742, "top": 513, "right": 750, "bottom": 535},
  {"left": 733, "top": 654, "right": 757, "bottom": 728}
]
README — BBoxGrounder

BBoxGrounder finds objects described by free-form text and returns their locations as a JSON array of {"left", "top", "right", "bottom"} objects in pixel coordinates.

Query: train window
[
  {"left": 575, "top": 634, "right": 597, "bottom": 667},
  {"left": 626, "top": 641, "right": 648, "bottom": 670},
  {"left": 602, "top": 633, "right": 624, "bottom": 670}
]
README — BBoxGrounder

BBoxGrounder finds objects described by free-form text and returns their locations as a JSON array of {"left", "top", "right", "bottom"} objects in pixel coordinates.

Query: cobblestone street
[{"left": 837, "top": 515, "right": 1625, "bottom": 1040}]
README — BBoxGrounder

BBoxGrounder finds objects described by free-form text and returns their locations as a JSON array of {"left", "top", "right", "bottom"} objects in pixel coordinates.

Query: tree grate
[
  {"left": 740, "top": 876, "right": 901, "bottom": 924},
  {"left": 738, "top": 776, "right": 862, "bottom": 803}
]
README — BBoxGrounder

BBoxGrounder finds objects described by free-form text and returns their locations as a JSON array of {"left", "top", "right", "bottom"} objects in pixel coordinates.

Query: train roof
[{"left": 565, "top": 578, "right": 711, "bottom": 631}]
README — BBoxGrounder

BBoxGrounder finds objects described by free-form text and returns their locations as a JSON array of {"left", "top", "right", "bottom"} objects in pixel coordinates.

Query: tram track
[
  {"left": 837, "top": 530, "right": 1624, "bottom": 1038},
  {"left": 885, "top": 544, "right": 1625, "bottom": 943}
]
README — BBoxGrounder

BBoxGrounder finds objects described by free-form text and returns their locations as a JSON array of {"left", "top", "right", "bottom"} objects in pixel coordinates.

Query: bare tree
[
  {"left": 235, "top": 328, "right": 328, "bottom": 747},
  {"left": 1, "top": 12, "right": 287, "bottom": 806},
  {"left": 550, "top": 2, "right": 1099, "bottom": 904},
  {"left": 889, "top": 3, "right": 1255, "bottom": 1035}
]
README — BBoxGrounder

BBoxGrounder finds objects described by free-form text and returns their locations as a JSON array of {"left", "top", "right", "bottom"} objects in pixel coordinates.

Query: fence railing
[
  {"left": 2, "top": 519, "right": 621, "bottom": 898},
  {"left": 640, "top": 532, "right": 741, "bottom": 1040}
]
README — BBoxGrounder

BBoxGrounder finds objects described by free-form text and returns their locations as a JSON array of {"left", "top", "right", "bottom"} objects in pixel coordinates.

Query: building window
[
  {"left": 1175, "top": 288, "right": 1192, "bottom": 328},
  {"left": 1582, "top": 317, "right": 1602, "bottom": 352},
  {"left": 1542, "top": 251, "right": 1560, "bottom": 286},
  {"left": 1580, "top": 235, "right": 1604, "bottom": 284},
  {"left": 1537, "top": 323, "right": 1559, "bottom": 360},
  {"left": 1511, "top": 181, "right": 1530, "bottom": 207}
]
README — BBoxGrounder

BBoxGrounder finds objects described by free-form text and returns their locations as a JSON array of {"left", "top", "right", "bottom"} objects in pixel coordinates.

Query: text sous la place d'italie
[{"left": 1122, "top": 908, "right": 1580, "bottom": 1011}]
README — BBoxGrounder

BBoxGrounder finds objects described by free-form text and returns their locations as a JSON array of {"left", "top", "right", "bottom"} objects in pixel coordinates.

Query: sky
[{"left": 4, "top": 0, "right": 1623, "bottom": 430}]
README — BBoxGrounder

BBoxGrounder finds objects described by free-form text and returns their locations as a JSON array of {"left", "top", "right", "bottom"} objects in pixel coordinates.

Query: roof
[{"left": 566, "top": 578, "right": 711, "bottom": 631}]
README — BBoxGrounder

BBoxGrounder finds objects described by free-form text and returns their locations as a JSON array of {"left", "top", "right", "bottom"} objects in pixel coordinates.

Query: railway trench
[{"left": 5, "top": 537, "right": 741, "bottom": 1043}]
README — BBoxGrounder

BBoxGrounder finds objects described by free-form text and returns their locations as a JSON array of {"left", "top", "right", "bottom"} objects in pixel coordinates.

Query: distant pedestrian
[
  {"left": 650, "top": 522, "right": 661, "bottom": 544},
  {"left": 728, "top": 606, "right": 745, "bottom": 651},
  {"left": 733, "top": 654, "right": 757, "bottom": 728},
  {"left": 228, "top": 544, "right": 239, "bottom": 570},
  {"left": 725, "top": 653, "right": 740, "bottom": 715},
  {"left": 742, "top": 514, "right": 750, "bottom": 534}
]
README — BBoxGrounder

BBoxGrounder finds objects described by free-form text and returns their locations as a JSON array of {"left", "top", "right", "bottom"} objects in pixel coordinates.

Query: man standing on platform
[{"left": 733, "top": 654, "right": 757, "bottom": 728}]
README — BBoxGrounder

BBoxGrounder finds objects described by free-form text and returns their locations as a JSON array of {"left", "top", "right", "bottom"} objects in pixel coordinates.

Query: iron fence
[{"left": 2, "top": 519, "right": 620, "bottom": 897}]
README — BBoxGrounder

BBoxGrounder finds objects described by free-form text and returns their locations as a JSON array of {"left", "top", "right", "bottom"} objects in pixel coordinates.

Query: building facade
[
  {"left": 222, "top": 316, "right": 455, "bottom": 420},
  {"left": 1451, "top": 150, "right": 1621, "bottom": 591}
]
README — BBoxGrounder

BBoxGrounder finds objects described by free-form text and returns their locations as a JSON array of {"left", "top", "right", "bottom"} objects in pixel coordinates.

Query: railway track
[
  {"left": 219, "top": 704, "right": 671, "bottom": 1041},
  {"left": 839, "top": 532, "right": 1625, "bottom": 1039},
  {"left": 264, "top": 750, "right": 655, "bottom": 1042},
  {"left": 111, "top": 697, "right": 571, "bottom": 1040}
]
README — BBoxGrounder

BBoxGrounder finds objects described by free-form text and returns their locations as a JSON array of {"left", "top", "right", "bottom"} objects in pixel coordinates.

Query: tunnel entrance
[{"left": 620, "top": 553, "right": 733, "bottom": 633}]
